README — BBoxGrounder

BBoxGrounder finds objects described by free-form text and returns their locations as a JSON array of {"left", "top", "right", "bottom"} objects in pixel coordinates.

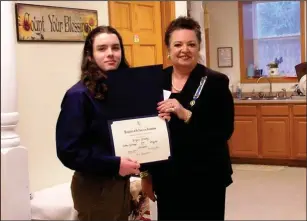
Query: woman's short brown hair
[{"left": 164, "top": 16, "right": 202, "bottom": 48}]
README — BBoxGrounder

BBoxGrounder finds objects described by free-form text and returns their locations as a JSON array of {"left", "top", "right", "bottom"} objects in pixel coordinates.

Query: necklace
[
  {"left": 172, "top": 84, "right": 182, "bottom": 92},
  {"left": 171, "top": 73, "right": 183, "bottom": 92}
]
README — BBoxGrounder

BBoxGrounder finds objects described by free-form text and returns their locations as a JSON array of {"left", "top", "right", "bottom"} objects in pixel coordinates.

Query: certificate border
[{"left": 107, "top": 114, "right": 172, "bottom": 165}]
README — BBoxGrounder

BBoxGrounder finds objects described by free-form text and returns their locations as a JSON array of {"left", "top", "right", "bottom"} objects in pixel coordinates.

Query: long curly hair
[{"left": 80, "top": 26, "right": 129, "bottom": 100}]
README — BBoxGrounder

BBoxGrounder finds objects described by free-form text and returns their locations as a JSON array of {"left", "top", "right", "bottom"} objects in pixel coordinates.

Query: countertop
[{"left": 234, "top": 98, "right": 306, "bottom": 104}]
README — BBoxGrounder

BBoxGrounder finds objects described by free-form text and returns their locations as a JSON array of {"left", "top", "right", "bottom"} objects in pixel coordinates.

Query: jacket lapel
[{"left": 163, "top": 63, "right": 209, "bottom": 109}]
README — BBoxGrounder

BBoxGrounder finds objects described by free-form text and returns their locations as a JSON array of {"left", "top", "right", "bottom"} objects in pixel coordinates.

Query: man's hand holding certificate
[{"left": 110, "top": 116, "right": 170, "bottom": 164}]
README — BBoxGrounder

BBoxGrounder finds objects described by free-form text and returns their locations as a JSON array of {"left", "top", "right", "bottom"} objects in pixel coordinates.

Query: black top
[{"left": 151, "top": 63, "right": 235, "bottom": 188}]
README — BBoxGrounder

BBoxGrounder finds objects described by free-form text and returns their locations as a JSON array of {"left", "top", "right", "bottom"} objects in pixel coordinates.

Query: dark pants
[
  {"left": 154, "top": 175, "right": 227, "bottom": 220},
  {"left": 71, "top": 172, "right": 131, "bottom": 221}
]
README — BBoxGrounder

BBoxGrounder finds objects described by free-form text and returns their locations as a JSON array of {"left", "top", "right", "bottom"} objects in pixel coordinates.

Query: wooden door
[
  {"left": 292, "top": 104, "right": 306, "bottom": 160},
  {"left": 229, "top": 116, "right": 259, "bottom": 158},
  {"left": 109, "top": 1, "right": 163, "bottom": 67},
  {"left": 260, "top": 117, "right": 290, "bottom": 159},
  {"left": 292, "top": 117, "right": 306, "bottom": 160}
]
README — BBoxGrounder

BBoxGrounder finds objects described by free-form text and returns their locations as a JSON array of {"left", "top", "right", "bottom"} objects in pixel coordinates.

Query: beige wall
[
  {"left": 15, "top": 1, "right": 187, "bottom": 192},
  {"left": 206, "top": 1, "right": 306, "bottom": 92},
  {"left": 15, "top": 1, "right": 109, "bottom": 192}
]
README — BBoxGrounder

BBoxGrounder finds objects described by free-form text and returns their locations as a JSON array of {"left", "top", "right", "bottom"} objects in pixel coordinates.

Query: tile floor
[
  {"left": 149, "top": 164, "right": 306, "bottom": 220},
  {"left": 225, "top": 164, "right": 306, "bottom": 220}
]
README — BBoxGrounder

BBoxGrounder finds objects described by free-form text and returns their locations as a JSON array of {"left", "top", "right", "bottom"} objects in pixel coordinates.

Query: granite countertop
[{"left": 234, "top": 98, "right": 306, "bottom": 104}]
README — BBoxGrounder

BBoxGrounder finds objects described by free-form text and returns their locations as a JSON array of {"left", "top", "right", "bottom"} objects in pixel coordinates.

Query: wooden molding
[
  {"left": 205, "top": 28, "right": 210, "bottom": 67},
  {"left": 241, "top": 77, "right": 298, "bottom": 84},
  {"left": 238, "top": 2, "right": 246, "bottom": 83},
  {"left": 300, "top": 1, "right": 306, "bottom": 63},
  {"left": 160, "top": 1, "right": 176, "bottom": 68}
]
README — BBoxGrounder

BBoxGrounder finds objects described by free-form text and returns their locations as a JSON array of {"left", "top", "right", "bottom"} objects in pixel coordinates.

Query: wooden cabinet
[
  {"left": 229, "top": 105, "right": 258, "bottom": 158},
  {"left": 260, "top": 105, "right": 290, "bottom": 159},
  {"left": 230, "top": 116, "right": 258, "bottom": 158},
  {"left": 292, "top": 105, "right": 306, "bottom": 160},
  {"left": 229, "top": 102, "right": 306, "bottom": 165},
  {"left": 260, "top": 117, "right": 290, "bottom": 159}
]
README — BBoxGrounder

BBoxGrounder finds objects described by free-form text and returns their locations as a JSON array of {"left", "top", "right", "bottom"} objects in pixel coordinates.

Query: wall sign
[{"left": 15, "top": 3, "right": 98, "bottom": 42}]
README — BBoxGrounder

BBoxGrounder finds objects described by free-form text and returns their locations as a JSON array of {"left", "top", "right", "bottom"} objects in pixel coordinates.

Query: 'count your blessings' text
[{"left": 22, "top": 13, "right": 92, "bottom": 33}]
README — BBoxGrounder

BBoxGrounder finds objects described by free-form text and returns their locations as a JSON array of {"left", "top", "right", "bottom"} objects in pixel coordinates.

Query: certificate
[
  {"left": 109, "top": 116, "right": 171, "bottom": 164},
  {"left": 217, "top": 47, "right": 233, "bottom": 68}
]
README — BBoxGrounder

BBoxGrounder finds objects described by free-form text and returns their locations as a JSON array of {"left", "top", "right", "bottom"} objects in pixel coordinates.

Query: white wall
[
  {"left": 15, "top": 1, "right": 109, "bottom": 192},
  {"left": 206, "top": 1, "right": 306, "bottom": 92},
  {"left": 15, "top": 1, "right": 187, "bottom": 192},
  {"left": 175, "top": 1, "right": 187, "bottom": 17},
  {"left": 189, "top": 1, "right": 206, "bottom": 65}
]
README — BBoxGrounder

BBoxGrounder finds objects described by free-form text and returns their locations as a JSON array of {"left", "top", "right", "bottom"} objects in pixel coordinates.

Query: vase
[{"left": 269, "top": 68, "right": 279, "bottom": 77}]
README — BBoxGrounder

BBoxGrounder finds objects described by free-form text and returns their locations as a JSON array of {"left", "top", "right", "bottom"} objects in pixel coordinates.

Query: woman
[
  {"left": 56, "top": 26, "right": 141, "bottom": 221},
  {"left": 141, "top": 16, "right": 235, "bottom": 220}
]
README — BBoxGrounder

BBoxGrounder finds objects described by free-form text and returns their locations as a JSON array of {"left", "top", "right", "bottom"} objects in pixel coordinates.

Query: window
[{"left": 239, "top": 1, "right": 305, "bottom": 83}]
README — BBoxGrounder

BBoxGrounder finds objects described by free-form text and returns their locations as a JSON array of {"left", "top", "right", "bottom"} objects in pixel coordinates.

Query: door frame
[{"left": 108, "top": 1, "right": 176, "bottom": 67}]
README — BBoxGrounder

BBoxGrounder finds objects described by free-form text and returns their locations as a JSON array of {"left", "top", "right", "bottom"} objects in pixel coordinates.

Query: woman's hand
[
  {"left": 157, "top": 98, "right": 190, "bottom": 121},
  {"left": 158, "top": 112, "right": 171, "bottom": 122},
  {"left": 141, "top": 175, "right": 156, "bottom": 202}
]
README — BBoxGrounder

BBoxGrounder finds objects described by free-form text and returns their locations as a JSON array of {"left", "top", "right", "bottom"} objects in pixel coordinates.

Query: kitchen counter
[
  {"left": 229, "top": 101, "right": 306, "bottom": 167},
  {"left": 234, "top": 98, "right": 306, "bottom": 104}
]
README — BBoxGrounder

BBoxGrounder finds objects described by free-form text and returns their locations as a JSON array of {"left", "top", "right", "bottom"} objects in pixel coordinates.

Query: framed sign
[
  {"left": 15, "top": 3, "right": 98, "bottom": 42},
  {"left": 217, "top": 47, "right": 233, "bottom": 68}
]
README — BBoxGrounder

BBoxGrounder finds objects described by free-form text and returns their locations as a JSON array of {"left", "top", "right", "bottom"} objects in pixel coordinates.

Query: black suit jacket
[{"left": 151, "top": 63, "right": 235, "bottom": 188}]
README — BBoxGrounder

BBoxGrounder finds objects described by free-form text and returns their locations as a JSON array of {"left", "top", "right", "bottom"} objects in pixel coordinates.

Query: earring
[{"left": 167, "top": 54, "right": 171, "bottom": 59}]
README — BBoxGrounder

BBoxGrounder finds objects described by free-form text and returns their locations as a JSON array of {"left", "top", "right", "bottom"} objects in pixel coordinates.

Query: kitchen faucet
[{"left": 257, "top": 76, "right": 273, "bottom": 97}]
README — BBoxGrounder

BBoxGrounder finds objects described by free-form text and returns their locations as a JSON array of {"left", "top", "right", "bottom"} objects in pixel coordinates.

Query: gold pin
[{"left": 190, "top": 100, "right": 195, "bottom": 106}]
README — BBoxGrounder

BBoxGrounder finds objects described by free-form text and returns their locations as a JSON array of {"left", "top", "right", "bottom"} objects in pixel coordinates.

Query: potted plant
[{"left": 266, "top": 57, "right": 283, "bottom": 76}]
